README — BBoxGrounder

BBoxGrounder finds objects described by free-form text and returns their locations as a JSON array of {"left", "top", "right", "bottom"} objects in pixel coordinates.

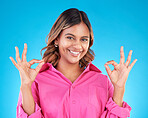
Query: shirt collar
[
  {"left": 39, "top": 62, "right": 102, "bottom": 73},
  {"left": 85, "top": 62, "right": 102, "bottom": 73}
]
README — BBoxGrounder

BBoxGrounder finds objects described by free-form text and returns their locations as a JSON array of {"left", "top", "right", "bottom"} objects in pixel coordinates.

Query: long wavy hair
[{"left": 40, "top": 8, "right": 95, "bottom": 69}]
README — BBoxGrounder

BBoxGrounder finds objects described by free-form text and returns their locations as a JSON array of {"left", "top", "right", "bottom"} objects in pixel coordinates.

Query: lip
[{"left": 68, "top": 49, "right": 82, "bottom": 57}]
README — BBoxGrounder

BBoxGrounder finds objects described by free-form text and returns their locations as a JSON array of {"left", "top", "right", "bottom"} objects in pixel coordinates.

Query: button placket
[
  {"left": 70, "top": 85, "right": 77, "bottom": 105},
  {"left": 72, "top": 85, "right": 75, "bottom": 89}
]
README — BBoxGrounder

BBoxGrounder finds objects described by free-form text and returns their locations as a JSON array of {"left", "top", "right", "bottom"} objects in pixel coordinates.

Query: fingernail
[{"left": 9, "top": 57, "right": 11, "bottom": 60}]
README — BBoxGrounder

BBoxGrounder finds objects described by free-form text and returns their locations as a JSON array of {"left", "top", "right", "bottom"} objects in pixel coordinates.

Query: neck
[{"left": 56, "top": 59, "right": 84, "bottom": 82}]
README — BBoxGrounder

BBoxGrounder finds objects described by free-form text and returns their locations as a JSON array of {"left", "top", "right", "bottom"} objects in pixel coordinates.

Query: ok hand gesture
[
  {"left": 9, "top": 43, "right": 45, "bottom": 87},
  {"left": 104, "top": 46, "right": 137, "bottom": 106},
  {"left": 104, "top": 46, "right": 137, "bottom": 88}
]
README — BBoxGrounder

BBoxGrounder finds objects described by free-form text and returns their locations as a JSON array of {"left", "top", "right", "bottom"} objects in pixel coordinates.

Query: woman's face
[{"left": 55, "top": 22, "right": 90, "bottom": 65}]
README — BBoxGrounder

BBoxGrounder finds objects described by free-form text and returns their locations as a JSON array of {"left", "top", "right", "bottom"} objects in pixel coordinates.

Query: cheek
[
  {"left": 83, "top": 43, "right": 89, "bottom": 52},
  {"left": 59, "top": 41, "right": 71, "bottom": 53},
  {"left": 60, "top": 39, "right": 71, "bottom": 47}
]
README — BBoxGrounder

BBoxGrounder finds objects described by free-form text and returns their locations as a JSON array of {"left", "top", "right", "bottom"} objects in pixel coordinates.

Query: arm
[
  {"left": 9, "top": 43, "right": 44, "bottom": 117},
  {"left": 17, "top": 81, "right": 44, "bottom": 118},
  {"left": 100, "top": 78, "right": 131, "bottom": 118},
  {"left": 100, "top": 46, "right": 137, "bottom": 117},
  {"left": 20, "top": 85, "right": 35, "bottom": 116}
]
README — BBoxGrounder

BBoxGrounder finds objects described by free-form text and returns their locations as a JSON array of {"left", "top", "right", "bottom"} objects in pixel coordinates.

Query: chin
[
  {"left": 67, "top": 56, "right": 85, "bottom": 65},
  {"left": 67, "top": 59, "right": 80, "bottom": 65}
]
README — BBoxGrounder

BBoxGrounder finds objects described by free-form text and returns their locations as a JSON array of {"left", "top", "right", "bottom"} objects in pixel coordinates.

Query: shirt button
[
  {"left": 72, "top": 100, "right": 76, "bottom": 104},
  {"left": 72, "top": 85, "right": 75, "bottom": 89}
]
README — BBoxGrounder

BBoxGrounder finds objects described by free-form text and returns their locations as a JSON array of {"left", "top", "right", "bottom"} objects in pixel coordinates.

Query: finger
[
  {"left": 104, "top": 64, "right": 112, "bottom": 76},
  {"left": 128, "top": 59, "right": 137, "bottom": 71},
  {"left": 105, "top": 60, "right": 118, "bottom": 69},
  {"left": 125, "top": 50, "right": 132, "bottom": 67},
  {"left": 15, "top": 46, "right": 21, "bottom": 63},
  {"left": 120, "top": 46, "right": 125, "bottom": 64},
  {"left": 28, "top": 59, "right": 43, "bottom": 66},
  {"left": 35, "top": 61, "right": 45, "bottom": 73},
  {"left": 22, "top": 43, "right": 27, "bottom": 61},
  {"left": 9, "top": 56, "right": 20, "bottom": 70}
]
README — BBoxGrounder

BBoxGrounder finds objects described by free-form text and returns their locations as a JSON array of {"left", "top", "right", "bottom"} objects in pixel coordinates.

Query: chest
[
  {"left": 36, "top": 71, "right": 108, "bottom": 117},
  {"left": 38, "top": 83, "right": 107, "bottom": 117},
  {"left": 64, "top": 71, "right": 83, "bottom": 83}
]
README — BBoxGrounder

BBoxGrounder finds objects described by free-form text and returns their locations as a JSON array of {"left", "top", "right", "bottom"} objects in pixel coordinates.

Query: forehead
[{"left": 61, "top": 22, "right": 89, "bottom": 37}]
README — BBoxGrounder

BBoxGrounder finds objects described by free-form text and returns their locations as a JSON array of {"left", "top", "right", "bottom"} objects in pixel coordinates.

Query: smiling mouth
[{"left": 68, "top": 49, "right": 82, "bottom": 56}]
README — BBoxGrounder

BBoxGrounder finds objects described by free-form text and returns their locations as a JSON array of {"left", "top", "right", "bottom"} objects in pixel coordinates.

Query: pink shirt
[{"left": 17, "top": 62, "right": 131, "bottom": 118}]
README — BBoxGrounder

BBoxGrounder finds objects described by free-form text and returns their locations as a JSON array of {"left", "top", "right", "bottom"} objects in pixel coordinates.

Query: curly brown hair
[{"left": 40, "top": 8, "right": 95, "bottom": 69}]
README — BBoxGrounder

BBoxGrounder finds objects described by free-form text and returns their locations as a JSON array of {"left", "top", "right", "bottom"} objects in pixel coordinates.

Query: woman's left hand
[
  {"left": 104, "top": 46, "right": 137, "bottom": 88},
  {"left": 104, "top": 46, "right": 137, "bottom": 106}
]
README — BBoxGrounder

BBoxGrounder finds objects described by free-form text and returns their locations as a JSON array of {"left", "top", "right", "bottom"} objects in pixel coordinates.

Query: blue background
[{"left": 0, "top": 0, "right": 147, "bottom": 117}]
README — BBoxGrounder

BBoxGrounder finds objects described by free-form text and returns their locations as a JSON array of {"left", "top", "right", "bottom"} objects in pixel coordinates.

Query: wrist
[
  {"left": 113, "top": 86, "right": 125, "bottom": 107},
  {"left": 21, "top": 80, "right": 33, "bottom": 88},
  {"left": 20, "top": 84, "right": 32, "bottom": 92}
]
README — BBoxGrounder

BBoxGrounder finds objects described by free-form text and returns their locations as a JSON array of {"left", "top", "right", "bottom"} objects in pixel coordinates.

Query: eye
[
  {"left": 67, "top": 36, "right": 74, "bottom": 40},
  {"left": 81, "top": 39, "right": 88, "bottom": 42}
]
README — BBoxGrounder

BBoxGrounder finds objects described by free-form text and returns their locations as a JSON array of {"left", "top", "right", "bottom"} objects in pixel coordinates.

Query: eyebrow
[{"left": 65, "top": 33, "right": 89, "bottom": 38}]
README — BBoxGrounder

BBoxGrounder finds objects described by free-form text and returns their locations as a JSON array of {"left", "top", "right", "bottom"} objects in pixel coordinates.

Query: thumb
[{"left": 35, "top": 61, "right": 45, "bottom": 73}]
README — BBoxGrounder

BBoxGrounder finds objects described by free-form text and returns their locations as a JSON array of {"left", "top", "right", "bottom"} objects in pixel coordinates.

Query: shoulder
[
  {"left": 33, "top": 63, "right": 53, "bottom": 82},
  {"left": 88, "top": 62, "right": 108, "bottom": 79},
  {"left": 88, "top": 62, "right": 110, "bottom": 87}
]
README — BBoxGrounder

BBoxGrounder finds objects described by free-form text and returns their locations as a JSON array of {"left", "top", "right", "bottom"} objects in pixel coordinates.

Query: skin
[
  {"left": 104, "top": 46, "right": 137, "bottom": 106},
  {"left": 9, "top": 22, "right": 137, "bottom": 115},
  {"left": 55, "top": 22, "right": 90, "bottom": 83},
  {"left": 9, "top": 44, "right": 45, "bottom": 115}
]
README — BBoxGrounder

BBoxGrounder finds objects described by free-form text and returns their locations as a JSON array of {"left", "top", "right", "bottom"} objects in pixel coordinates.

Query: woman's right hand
[{"left": 9, "top": 43, "right": 45, "bottom": 88}]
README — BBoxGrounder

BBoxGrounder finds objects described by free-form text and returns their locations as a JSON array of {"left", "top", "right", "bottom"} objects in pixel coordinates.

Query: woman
[{"left": 10, "top": 8, "right": 137, "bottom": 118}]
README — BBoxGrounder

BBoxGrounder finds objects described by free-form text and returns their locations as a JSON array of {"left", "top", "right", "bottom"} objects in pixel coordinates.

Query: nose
[{"left": 72, "top": 40, "right": 82, "bottom": 50}]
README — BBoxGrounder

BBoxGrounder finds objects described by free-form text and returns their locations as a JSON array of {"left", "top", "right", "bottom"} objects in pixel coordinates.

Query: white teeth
[{"left": 69, "top": 50, "right": 80, "bottom": 54}]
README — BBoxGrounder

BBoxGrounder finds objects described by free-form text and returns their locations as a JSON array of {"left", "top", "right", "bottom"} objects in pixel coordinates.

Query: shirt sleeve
[
  {"left": 16, "top": 81, "right": 44, "bottom": 118},
  {"left": 100, "top": 76, "right": 132, "bottom": 118}
]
